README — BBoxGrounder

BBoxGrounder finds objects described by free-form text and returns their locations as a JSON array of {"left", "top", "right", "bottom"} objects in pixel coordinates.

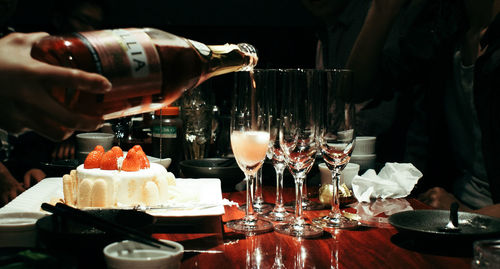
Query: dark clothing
[
  {"left": 316, "top": 0, "right": 371, "bottom": 69},
  {"left": 474, "top": 13, "right": 500, "bottom": 203},
  {"left": 373, "top": 0, "right": 466, "bottom": 194},
  {"left": 5, "top": 132, "right": 54, "bottom": 180}
]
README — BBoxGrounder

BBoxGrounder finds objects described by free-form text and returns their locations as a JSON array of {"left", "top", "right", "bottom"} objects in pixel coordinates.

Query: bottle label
[
  {"left": 79, "top": 28, "right": 162, "bottom": 97},
  {"left": 152, "top": 125, "right": 177, "bottom": 138}
]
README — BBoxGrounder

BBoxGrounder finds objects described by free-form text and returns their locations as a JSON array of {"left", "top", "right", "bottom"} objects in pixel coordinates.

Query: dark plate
[
  {"left": 36, "top": 209, "right": 154, "bottom": 241},
  {"left": 389, "top": 210, "right": 500, "bottom": 240},
  {"left": 40, "top": 159, "right": 79, "bottom": 177},
  {"left": 36, "top": 209, "right": 155, "bottom": 267},
  {"left": 179, "top": 158, "right": 244, "bottom": 192}
]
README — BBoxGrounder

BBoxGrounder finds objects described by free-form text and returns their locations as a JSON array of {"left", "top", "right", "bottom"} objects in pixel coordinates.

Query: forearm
[
  {"left": 460, "top": 29, "right": 481, "bottom": 66},
  {"left": 473, "top": 204, "right": 500, "bottom": 218},
  {"left": 346, "top": 2, "right": 402, "bottom": 100}
]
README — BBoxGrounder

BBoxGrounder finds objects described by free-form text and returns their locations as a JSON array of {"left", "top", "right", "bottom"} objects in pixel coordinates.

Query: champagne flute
[
  {"left": 261, "top": 70, "right": 292, "bottom": 222},
  {"left": 226, "top": 70, "right": 273, "bottom": 234},
  {"left": 240, "top": 166, "right": 273, "bottom": 214},
  {"left": 238, "top": 70, "right": 276, "bottom": 214},
  {"left": 313, "top": 69, "right": 358, "bottom": 229},
  {"left": 274, "top": 69, "right": 323, "bottom": 238}
]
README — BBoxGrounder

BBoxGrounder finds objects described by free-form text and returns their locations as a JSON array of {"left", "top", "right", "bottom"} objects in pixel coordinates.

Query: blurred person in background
[
  {"left": 301, "top": 0, "right": 398, "bottom": 150},
  {"left": 469, "top": 1, "right": 500, "bottom": 217},
  {"left": 347, "top": 0, "right": 500, "bottom": 217}
]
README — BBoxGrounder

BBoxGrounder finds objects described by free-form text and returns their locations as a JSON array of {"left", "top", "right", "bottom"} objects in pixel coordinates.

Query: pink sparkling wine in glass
[{"left": 231, "top": 131, "right": 270, "bottom": 174}]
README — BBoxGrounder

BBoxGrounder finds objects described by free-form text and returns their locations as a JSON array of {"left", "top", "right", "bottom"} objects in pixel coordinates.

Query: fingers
[
  {"left": 33, "top": 169, "right": 46, "bottom": 182},
  {"left": 1, "top": 193, "right": 7, "bottom": 207},
  {"left": 24, "top": 173, "right": 32, "bottom": 189},
  {"left": 69, "top": 144, "right": 75, "bottom": 159},
  {"left": 17, "top": 182, "right": 25, "bottom": 193},
  {"left": 417, "top": 187, "right": 441, "bottom": 204},
  {"left": 38, "top": 64, "right": 112, "bottom": 94},
  {"left": 23, "top": 32, "right": 50, "bottom": 45},
  {"left": 57, "top": 143, "right": 75, "bottom": 160},
  {"left": 24, "top": 169, "right": 46, "bottom": 188},
  {"left": 17, "top": 94, "right": 103, "bottom": 136},
  {"left": 8, "top": 184, "right": 23, "bottom": 201}
]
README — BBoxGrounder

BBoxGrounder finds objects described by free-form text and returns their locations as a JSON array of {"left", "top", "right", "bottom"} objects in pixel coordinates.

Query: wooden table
[{"left": 154, "top": 186, "right": 473, "bottom": 269}]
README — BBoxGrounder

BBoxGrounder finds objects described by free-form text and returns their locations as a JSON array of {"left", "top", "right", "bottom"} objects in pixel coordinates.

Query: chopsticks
[{"left": 41, "top": 202, "right": 177, "bottom": 250}]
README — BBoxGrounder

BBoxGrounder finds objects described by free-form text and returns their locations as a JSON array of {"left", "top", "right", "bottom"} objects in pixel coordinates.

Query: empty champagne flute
[
  {"left": 274, "top": 69, "right": 323, "bottom": 238},
  {"left": 261, "top": 70, "right": 292, "bottom": 222},
  {"left": 226, "top": 70, "right": 273, "bottom": 234},
  {"left": 313, "top": 69, "right": 358, "bottom": 229}
]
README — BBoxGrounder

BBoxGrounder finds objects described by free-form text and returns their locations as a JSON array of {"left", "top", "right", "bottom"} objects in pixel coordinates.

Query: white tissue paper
[
  {"left": 351, "top": 162, "right": 423, "bottom": 203},
  {"left": 349, "top": 199, "right": 413, "bottom": 228}
]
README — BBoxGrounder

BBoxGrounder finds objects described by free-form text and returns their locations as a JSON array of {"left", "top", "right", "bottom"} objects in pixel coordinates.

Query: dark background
[
  {"left": 7, "top": 0, "right": 323, "bottom": 183},
  {"left": 9, "top": 0, "right": 319, "bottom": 69},
  {"left": 9, "top": 0, "right": 320, "bottom": 114}
]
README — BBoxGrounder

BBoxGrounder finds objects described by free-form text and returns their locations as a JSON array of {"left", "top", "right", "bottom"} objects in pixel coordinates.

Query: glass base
[
  {"left": 239, "top": 202, "right": 274, "bottom": 214},
  {"left": 226, "top": 218, "right": 274, "bottom": 234},
  {"left": 260, "top": 208, "right": 293, "bottom": 223},
  {"left": 312, "top": 215, "right": 359, "bottom": 229},
  {"left": 285, "top": 198, "right": 324, "bottom": 211},
  {"left": 274, "top": 222, "right": 323, "bottom": 238}
]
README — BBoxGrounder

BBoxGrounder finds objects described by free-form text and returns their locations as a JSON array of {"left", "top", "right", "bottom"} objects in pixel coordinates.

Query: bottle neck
[{"left": 204, "top": 43, "right": 258, "bottom": 79}]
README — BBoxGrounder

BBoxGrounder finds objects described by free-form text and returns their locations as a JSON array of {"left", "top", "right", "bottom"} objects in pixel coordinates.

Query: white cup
[
  {"left": 353, "top": 136, "right": 376, "bottom": 155},
  {"left": 104, "top": 239, "right": 184, "bottom": 269},
  {"left": 0, "top": 212, "right": 46, "bottom": 248},
  {"left": 318, "top": 163, "right": 360, "bottom": 189},
  {"left": 472, "top": 239, "right": 500, "bottom": 268},
  {"left": 76, "top": 132, "right": 115, "bottom": 163},
  {"left": 350, "top": 154, "right": 376, "bottom": 171}
]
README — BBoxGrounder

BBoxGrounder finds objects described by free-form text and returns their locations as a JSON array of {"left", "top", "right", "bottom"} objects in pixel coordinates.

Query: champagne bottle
[{"left": 31, "top": 28, "right": 258, "bottom": 120}]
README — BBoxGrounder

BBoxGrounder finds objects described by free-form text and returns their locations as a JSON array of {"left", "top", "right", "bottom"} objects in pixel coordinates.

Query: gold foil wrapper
[{"left": 318, "top": 183, "right": 352, "bottom": 205}]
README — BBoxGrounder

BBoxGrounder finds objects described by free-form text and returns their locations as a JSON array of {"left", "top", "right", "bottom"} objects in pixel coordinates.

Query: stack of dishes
[{"left": 351, "top": 136, "right": 376, "bottom": 172}]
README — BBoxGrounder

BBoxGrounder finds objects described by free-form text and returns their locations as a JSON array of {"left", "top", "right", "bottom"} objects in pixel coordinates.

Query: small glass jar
[
  {"left": 152, "top": 107, "right": 183, "bottom": 175},
  {"left": 472, "top": 239, "right": 500, "bottom": 269}
]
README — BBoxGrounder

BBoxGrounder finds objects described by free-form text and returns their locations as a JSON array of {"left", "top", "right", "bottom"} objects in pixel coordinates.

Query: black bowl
[
  {"left": 36, "top": 209, "right": 155, "bottom": 267},
  {"left": 179, "top": 158, "right": 244, "bottom": 192}
]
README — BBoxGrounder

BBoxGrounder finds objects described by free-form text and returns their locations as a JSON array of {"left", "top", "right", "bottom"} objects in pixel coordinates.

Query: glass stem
[
  {"left": 254, "top": 167, "right": 264, "bottom": 205},
  {"left": 302, "top": 177, "right": 309, "bottom": 201},
  {"left": 330, "top": 170, "right": 342, "bottom": 218},
  {"left": 294, "top": 175, "right": 305, "bottom": 223},
  {"left": 245, "top": 173, "right": 256, "bottom": 222},
  {"left": 274, "top": 164, "right": 285, "bottom": 209}
]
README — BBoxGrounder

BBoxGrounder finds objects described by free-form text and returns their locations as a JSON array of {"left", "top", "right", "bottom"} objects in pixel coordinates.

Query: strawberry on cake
[{"left": 63, "top": 145, "right": 175, "bottom": 208}]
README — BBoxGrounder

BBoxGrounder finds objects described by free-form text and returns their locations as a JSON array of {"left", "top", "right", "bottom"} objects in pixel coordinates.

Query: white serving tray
[{"left": 0, "top": 177, "right": 225, "bottom": 217}]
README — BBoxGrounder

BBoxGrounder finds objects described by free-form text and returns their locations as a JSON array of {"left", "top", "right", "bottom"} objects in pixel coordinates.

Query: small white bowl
[
  {"left": 104, "top": 239, "right": 184, "bottom": 269},
  {"left": 76, "top": 132, "right": 115, "bottom": 152},
  {"left": 350, "top": 154, "right": 376, "bottom": 171},
  {"left": 353, "top": 136, "right": 376, "bottom": 155},
  {"left": 319, "top": 163, "right": 360, "bottom": 189},
  {"left": 0, "top": 212, "right": 46, "bottom": 248}
]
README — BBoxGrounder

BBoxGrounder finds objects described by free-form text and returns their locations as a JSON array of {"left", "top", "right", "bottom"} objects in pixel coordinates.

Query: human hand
[
  {"left": 0, "top": 32, "right": 112, "bottom": 141},
  {"left": 23, "top": 169, "right": 46, "bottom": 189},
  {"left": 0, "top": 162, "right": 25, "bottom": 206},
  {"left": 52, "top": 138, "right": 76, "bottom": 160},
  {"left": 417, "top": 187, "right": 471, "bottom": 211}
]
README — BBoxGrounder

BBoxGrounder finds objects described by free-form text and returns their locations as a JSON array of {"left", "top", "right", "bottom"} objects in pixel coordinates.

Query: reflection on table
[{"left": 154, "top": 186, "right": 473, "bottom": 269}]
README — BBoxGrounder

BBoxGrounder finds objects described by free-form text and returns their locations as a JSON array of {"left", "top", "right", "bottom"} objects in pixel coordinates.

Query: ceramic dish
[
  {"left": 104, "top": 239, "right": 183, "bottom": 269},
  {"left": 0, "top": 212, "right": 46, "bottom": 247},
  {"left": 389, "top": 209, "right": 500, "bottom": 240}
]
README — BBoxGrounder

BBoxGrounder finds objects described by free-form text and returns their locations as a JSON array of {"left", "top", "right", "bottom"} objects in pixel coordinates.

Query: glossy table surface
[{"left": 154, "top": 186, "right": 473, "bottom": 269}]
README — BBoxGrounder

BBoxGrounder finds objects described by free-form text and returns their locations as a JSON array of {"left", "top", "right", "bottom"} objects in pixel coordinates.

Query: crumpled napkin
[
  {"left": 349, "top": 199, "right": 413, "bottom": 228},
  {"left": 351, "top": 162, "right": 422, "bottom": 203}
]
